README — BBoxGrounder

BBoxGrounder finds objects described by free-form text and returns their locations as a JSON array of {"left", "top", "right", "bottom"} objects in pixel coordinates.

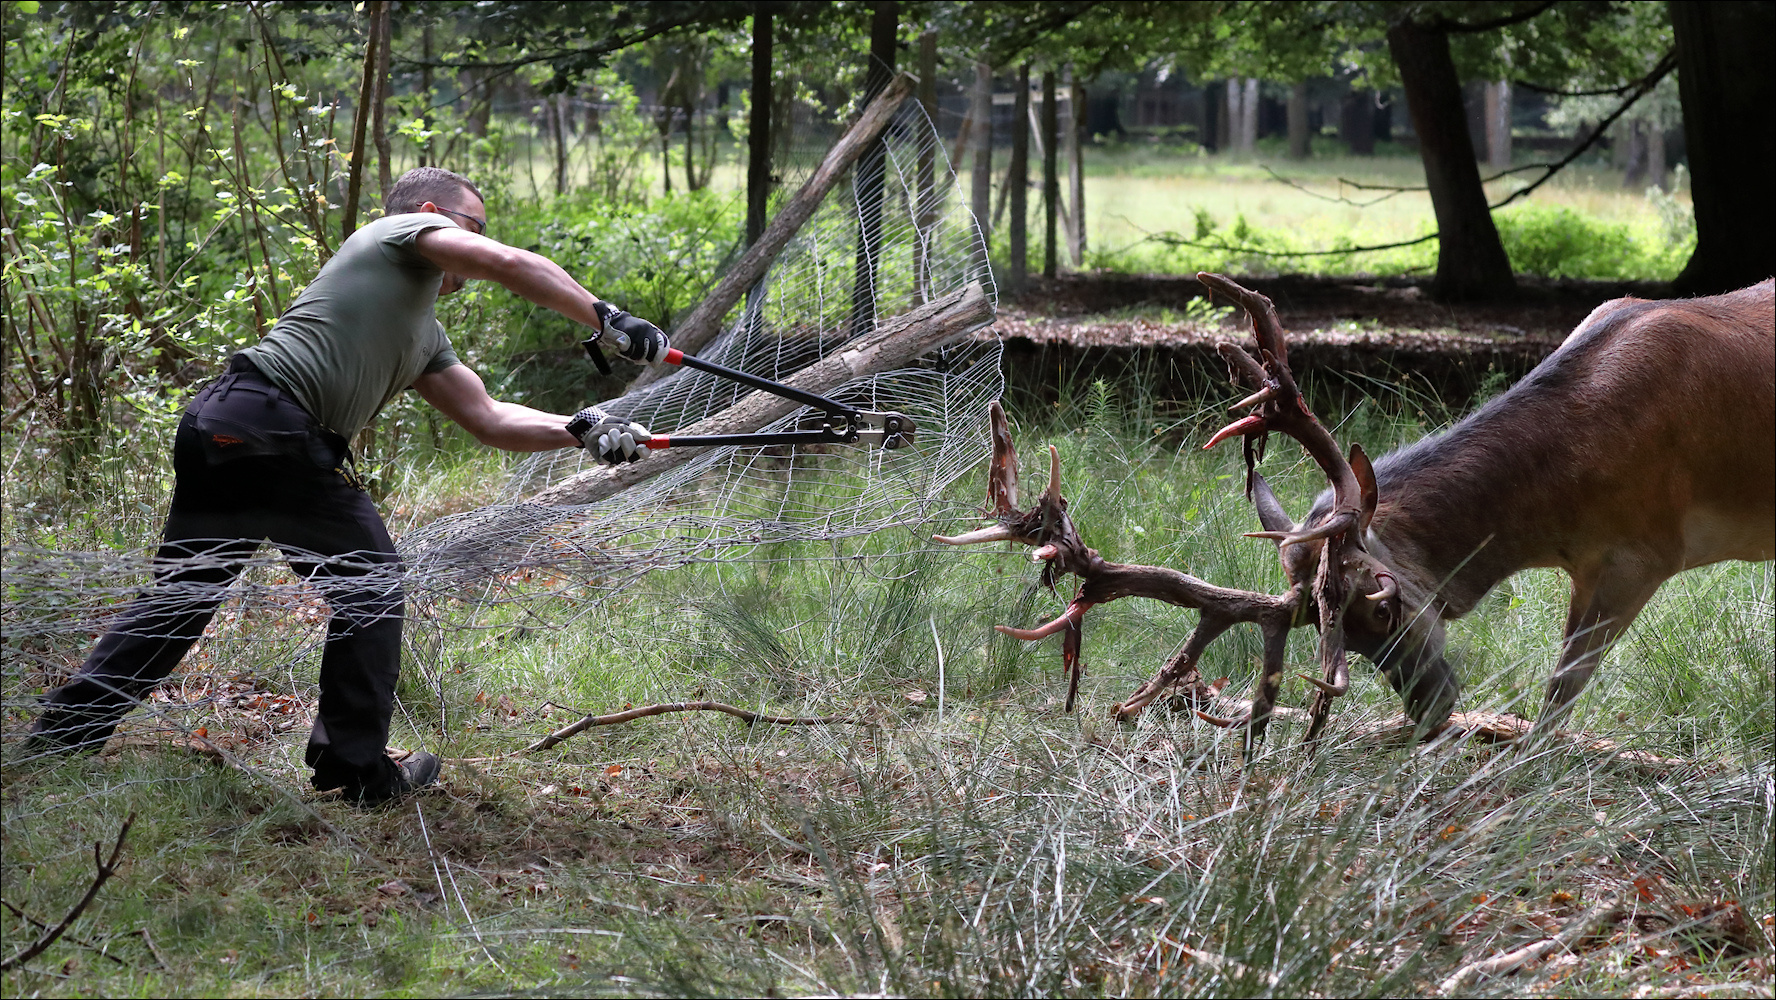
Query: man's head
[{"left": 387, "top": 167, "right": 486, "bottom": 294}]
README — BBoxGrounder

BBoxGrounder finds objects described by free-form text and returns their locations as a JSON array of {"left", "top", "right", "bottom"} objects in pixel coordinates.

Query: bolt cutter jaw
[{"left": 852, "top": 411, "right": 918, "bottom": 450}]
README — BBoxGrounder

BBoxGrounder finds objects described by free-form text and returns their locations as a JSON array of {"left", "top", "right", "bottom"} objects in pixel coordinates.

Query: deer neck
[{"left": 1366, "top": 406, "right": 1564, "bottom": 619}]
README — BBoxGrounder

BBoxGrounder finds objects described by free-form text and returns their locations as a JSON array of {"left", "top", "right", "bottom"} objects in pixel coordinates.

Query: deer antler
[
  {"left": 935, "top": 402, "right": 1297, "bottom": 728},
  {"left": 1195, "top": 272, "right": 1392, "bottom": 744},
  {"left": 941, "top": 276, "right": 1387, "bottom": 746}
]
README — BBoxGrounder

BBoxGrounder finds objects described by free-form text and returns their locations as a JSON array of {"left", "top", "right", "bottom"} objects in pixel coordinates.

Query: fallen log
[{"left": 531, "top": 280, "right": 992, "bottom": 507}]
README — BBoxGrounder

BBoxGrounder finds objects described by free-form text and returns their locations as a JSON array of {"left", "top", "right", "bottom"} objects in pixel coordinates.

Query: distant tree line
[{"left": 2, "top": 0, "right": 1769, "bottom": 482}]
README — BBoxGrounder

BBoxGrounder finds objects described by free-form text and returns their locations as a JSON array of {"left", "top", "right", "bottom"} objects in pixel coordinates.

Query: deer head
[{"left": 1200, "top": 272, "right": 1458, "bottom": 733}]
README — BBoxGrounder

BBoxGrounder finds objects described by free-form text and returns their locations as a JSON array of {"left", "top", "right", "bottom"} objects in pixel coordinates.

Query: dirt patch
[{"left": 990, "top": 273, "right": 1673, "bottom": 409}]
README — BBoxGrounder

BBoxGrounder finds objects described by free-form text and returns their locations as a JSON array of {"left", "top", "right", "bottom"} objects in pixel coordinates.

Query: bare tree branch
[
  {"left": 449, "top": 702, "right": 865, "bottom": 761},
  {"left": 1430, "top": 0, "right": 1558, "bottom": 35}
]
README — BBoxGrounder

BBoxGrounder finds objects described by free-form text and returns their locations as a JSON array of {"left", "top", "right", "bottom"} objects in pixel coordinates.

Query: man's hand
[
  {"left": 593, "top": 301, "right": 671, "bottom": 363},
  {"left": 568, "top": 406, "right": 653, "bottom": 465}
]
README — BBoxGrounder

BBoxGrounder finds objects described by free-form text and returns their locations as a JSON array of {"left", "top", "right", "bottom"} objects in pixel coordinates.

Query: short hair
[{"left": 385, "top": 167, "right": 483, "bottom": 214}]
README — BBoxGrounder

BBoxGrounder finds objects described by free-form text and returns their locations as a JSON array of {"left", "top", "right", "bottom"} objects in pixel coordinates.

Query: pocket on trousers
[
  {"left": 188, "top": 375, "right": 336, "bottom": 468},
  {"left": 191, "top": 413, "right": 316, "bottom": 464}
]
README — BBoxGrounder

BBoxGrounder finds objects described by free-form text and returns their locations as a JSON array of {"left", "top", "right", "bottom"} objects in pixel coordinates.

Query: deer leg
[{"left": 1540, "top": 556, "right": 1667, "bottom": 730}]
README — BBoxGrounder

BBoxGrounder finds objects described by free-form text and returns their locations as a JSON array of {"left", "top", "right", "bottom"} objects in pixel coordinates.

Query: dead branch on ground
[
  {"left": 451, "top": 701, "right": 866, "bottom": 761},
  {"left": 1, "top": 812, "right": 136, "bottom": 972}
]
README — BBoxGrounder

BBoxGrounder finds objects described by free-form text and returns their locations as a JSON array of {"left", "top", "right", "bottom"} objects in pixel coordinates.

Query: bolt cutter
[{"left": 582, "top": 337, "right": 917, "bottom": 451}]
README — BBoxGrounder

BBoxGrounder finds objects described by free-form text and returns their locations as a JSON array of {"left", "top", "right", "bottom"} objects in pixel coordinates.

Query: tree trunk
[
  {"left": 1068, "top": 71, "right": 1086, "bottom": 265},
  {"left": 554, "top": 92, "right": 571, "bottom": 196},
  {"left": 373, "top": 0, "right": 392, "bottom": 205},
  {"left": 1621, "top": 120, "right": 1646, "bottom": 187},
  {"left": 1008, "top": 64, "right": 1029, "bottom": 293},
  {"left": 683, "top": 94, "right": 696, "bottom": 193},
  {"left": 1211, "top": 80, "right": 1229, "bottom": 151},
  {"left": 1239, "top": 78, "right": 1258, "bottom": 154},
  {"left": 746, "top": 6, "right": 773, "bottom": 246},
  {"left": 1483, "top": 80, "right": 1511, "bottom": 170},
  {"left": 914, "top": 29, "right": 937, "bottom": 303},
  {"left": 1386, "top": 19, "right": 1515, "bottom": 300},
  {"left": 847, "top": 0, "right": 897, "bottom": 337},
  {"left": 1341, "top": 87, "right": 1375, "bottom": 155},
  {"left": 341, "top": 0, "right": 381, "bottom": 239},
  {"left": 971, "top": 57, "right": 993, "bottom": 269},
  {"left": 1645, "top": 126, "right": 1665, "bottom": 192},
  {"left": 1041, "top": 69, "right": 1058, "bottom": 278},
  {"left": 1672, "top": 1, "right": 1776, "bottom": 294},
  {"left": 1287, "top": 81, "right": 1309, "bottom": 159},
  {"left": 419, "top": 24, "right": 433, "bottom": 167},
  {"left": 1224, "top": 78, "right": 1240, "bottom": 155},
  {"left": 464, "top": 69, "right": 489, "bottom": 137}
]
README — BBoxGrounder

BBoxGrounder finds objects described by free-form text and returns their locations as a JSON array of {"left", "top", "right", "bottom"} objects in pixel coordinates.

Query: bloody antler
[
  {"left": 1194, "top": 272, "right": 1391, "bottom": 743},
  {"left": 940, "top": 275, "right": 1389, "bottom": 747}
]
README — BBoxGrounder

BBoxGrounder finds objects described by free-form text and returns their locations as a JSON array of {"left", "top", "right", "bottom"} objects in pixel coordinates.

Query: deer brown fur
[{"left": 1307, "top": 278, "right": 1774, "bottom": 731}]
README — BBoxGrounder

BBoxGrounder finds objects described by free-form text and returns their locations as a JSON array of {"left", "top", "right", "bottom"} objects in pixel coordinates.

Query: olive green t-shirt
[{"left": 243, "top": 213, "right": 463, "bottom": 439}]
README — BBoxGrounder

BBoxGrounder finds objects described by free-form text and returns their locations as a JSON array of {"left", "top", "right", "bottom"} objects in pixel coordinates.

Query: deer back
[{"left": 1315, "top": 279, "right": 1774, "bottom": 629}]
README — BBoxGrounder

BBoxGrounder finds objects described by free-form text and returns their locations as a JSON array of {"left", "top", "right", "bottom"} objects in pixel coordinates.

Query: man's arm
[
  {"left": 413, "top": 226, "right": 605, "bottom": 327},
  {"left": 411, "top": 364, "right": 580, "bottom": 452}
]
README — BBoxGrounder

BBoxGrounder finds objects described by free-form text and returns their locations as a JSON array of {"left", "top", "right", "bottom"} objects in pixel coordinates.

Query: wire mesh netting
[{"left": 2, "top": 92, "right": 1002, "bottom": 758}]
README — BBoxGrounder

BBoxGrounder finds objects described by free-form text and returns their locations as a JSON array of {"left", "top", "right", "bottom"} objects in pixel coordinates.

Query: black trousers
[{"left": 35, "top": 357, "right": 407, "bottom": 796}]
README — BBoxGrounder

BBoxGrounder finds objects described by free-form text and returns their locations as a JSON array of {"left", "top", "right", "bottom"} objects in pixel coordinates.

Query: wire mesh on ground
[{"left": 1, "top": 93, "right": 1002, "bottom": 749}]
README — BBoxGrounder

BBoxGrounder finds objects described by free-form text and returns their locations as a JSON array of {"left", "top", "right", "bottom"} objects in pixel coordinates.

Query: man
[{"left": 27, "top": 167, "right": 660, "bottom": 803}]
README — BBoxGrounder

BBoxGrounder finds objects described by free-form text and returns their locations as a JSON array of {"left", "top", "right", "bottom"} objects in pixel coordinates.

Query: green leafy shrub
[
  {"left": 1493, "top": 203, "right": 1690, "bottom": 280},
  {"left": 522, "top": 188, "right": 741, "bottom": 341}
]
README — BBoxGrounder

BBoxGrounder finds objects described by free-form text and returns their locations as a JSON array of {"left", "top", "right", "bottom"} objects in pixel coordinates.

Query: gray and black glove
[
  {"left": 592, "top": 301, "right": 671, "bottom": 363},
  {"left": 567, "top": 406, "right": 652, "bottom": 465}
]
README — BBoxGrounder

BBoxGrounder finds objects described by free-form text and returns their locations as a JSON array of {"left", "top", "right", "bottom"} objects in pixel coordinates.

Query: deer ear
[
  {"left": 987, "top": 400, "right": 1020, "bottom": 513},
  {"left": 1250, "top": 471, "right": 1297, "bottom": 535},
  {"left": 1350, "top": 443, "right": 1378, "bottom": 533}
]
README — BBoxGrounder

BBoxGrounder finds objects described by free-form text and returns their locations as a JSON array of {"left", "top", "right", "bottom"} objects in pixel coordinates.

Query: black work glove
[
  {"left": 592, "top": 301, "right": 671, "bottom": 363},
  {"left": 567, "top": 406, "right": 652, "bottom": 465}
]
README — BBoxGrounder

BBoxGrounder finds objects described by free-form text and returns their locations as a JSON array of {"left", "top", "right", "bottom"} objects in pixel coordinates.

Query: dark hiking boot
[
  {"left": 19, "top": 712, "right": 113, "bottom": 758},
  {"left": 385, "top": 749, "right": 442, "bottom": 798},
  {"left": 342, "top": 749, "right": 442, "bottom": 805}
]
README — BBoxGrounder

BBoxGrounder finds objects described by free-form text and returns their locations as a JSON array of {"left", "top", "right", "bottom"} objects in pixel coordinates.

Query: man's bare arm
[
  {"left": 413, "top": 227, "right": 603, "bottom": 329},
  {"left": 411, "top": 364, "right": 580, "bottom": 452}
]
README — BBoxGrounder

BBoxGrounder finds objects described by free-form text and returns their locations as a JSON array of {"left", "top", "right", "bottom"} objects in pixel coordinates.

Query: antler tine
[
  {"left": 1350, "top": 549, "right": 1398, "bottom": 601},
  {"left": 934, "top": 401, "right": 1036, "bottom": 547},
  {"left": 933, "top": 524, "right": 1021, "bottom": 546},
  {"left": 987, "top": 400, "right": 1020, "bottom": 514},
  {"left": 994, "top": 599, "right": 1094, "bottom": 641},
  {"left": 1196, "top": 273, "right": 1365, "bottom": 546},
  {"left": 1217, "top": 342, "right": 1270, "bottom": 395},
  {"left": 1198, "top": 272, "right": 1293, "bottom": 386}
]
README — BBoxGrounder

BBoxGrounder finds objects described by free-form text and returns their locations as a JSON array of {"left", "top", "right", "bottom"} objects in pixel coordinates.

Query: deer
[{"left": 937, "top": 273, "right": 1774, "bottom": 746}]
